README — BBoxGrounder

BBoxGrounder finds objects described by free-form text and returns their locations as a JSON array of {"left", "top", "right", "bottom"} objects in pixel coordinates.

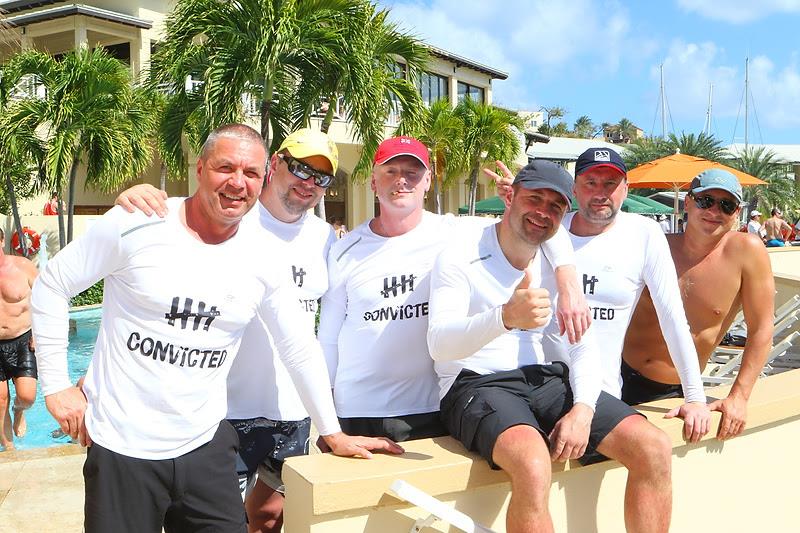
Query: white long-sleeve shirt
[
  {"left": 226, "top": 203, "right": 335, "bottom": 421},
  {"left": 427, "top": 223, "right": 601, "bottom": 408},
  {"left": 31, "top": 200, "right": 340, "bottom": 460},
  {"left": 318, "top": 212, "right": 576, "bottom": 418},
  {"left": 563, "top": 211, "right": 705, "bottom": 402}
]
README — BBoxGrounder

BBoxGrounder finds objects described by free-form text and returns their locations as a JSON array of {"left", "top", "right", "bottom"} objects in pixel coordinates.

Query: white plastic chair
[{"left": 704, "top": 331, "right": 800, "bottom": 385}]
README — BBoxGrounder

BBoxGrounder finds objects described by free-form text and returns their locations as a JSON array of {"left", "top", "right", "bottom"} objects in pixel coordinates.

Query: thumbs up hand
[{"left": 502, "top": 268, "right": 551, "bottom": 330}]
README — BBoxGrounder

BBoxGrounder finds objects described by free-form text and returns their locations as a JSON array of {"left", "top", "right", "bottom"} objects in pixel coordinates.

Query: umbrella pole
[{"left": 673, "top": 185, "right": 680, "bottom": 232}]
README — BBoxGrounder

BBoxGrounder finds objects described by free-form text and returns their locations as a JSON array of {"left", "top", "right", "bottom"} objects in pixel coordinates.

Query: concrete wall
[{"left": 283, "top": 370, "right": 800, "bottom": 532}]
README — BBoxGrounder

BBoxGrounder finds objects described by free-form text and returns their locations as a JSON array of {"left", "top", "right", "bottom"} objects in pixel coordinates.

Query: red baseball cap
[{"left": 373, "top": 136, "right": 430, "bottom": 169}]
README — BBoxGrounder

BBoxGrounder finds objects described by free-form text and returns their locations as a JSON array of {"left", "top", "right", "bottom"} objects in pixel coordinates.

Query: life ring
[{"left": 11, "top": 227, "right": 41, "bottom": 256}]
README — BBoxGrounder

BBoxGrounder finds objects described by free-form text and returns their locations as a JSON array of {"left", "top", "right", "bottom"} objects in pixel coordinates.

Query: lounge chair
[{"left": 703, "top": 331, "right": 800, "bottom": 386}]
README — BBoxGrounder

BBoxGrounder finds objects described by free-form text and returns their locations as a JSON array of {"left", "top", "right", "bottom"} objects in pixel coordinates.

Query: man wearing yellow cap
[{"left": 115, "top": 128, "right": 356, "bottom": 533}]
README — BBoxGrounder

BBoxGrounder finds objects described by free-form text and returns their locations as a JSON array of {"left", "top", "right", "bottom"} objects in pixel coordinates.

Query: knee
[
  {"left": 13, "top": 395, "right": 34, "bottom": 410},
  {"left": 493, "top": 426, "right": 551, "bottom": 489},
  {"left": 634, "top": 427, "right": 672, "bottom": 476}
]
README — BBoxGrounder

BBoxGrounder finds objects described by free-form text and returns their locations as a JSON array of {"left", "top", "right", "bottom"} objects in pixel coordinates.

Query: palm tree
[
  {"left": 623, "top": 132, "right": 727, "bottom": 171},
  {"left": 9, "top": 48, "right": 155, "bottom": 245},
  {"left": 398, "top": 98, "right": 466, "bottom": 214},
  {"left": 573, "top": 115, "right": 594, "bottom": 138},
  {"left": 152, "top": 0, "right": 356, "bottom": 157},
  {"left": 302, "top": 1, "right": 427, "bottom": 177},
  {"left": 455, "top": 98, "right": 523, "bottom": 216},
  {"left": 731, "top": 146, "right": 800, "bottom": 214}
]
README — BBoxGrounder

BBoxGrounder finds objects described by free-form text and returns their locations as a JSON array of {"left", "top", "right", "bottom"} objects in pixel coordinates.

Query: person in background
[
  {"left": 763, "top": 208, "right": 792, "bottom": 247},
  {"left": 0, "top": 227, "right": 39, "bottom": 451}
]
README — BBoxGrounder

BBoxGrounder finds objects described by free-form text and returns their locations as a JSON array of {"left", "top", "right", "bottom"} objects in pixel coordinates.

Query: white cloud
[
  {"left": 676, "top": 0, "right": 800, "bottom": 24},
  {"left": 382, "top": 0, "right": 654, "bottom": 110},
  {"left": 653, "top": 40, "right": 800, "bottom": 132}
]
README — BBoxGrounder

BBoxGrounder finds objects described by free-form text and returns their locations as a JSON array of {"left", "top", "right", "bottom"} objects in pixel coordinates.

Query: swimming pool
[{"left": 5, "top": 307, "right": 101, "bottom": 451}]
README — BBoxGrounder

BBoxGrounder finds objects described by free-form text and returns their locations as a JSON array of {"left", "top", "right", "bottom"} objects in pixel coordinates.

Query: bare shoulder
[
  {"left": 10, "top": 255, "right": 38, "bottom": 278},
  {"left": 723, "top": 231, "right": 769, "bottom": 265}
]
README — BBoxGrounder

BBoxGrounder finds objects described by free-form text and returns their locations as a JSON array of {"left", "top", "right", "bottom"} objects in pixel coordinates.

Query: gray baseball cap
[{"left": 512, "top": 160, "right": 574, "bottom": 204}]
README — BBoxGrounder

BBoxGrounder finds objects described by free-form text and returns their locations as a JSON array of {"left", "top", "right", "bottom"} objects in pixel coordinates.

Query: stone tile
[
  {"left": 0, "top": 462, "right": 24, "bottom": 494},
  {"left": 10, "top": 455, "right": 85, "bottom": 490},
  {"left": 0, "top": 484, "right": 84, "bottom": 533}
]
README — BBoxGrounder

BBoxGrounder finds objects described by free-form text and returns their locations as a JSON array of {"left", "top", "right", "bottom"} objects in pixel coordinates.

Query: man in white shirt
[
  {"left": 428, "top": 160, "right": 672, "bottom": 533},
  {"left": 746, "top": 210, "right": 764, "bottom": 239},
  {"left": 319, "top": 137, "right": 590, "bottom": 443},
  {"left": 33, "top": 124, "right": 400, "bottom": 533},
  {"left": 564, "top": 148, "right": 710, "bottom": 442}
]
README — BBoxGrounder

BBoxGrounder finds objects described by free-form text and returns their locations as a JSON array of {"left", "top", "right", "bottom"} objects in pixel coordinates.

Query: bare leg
[
  {"left": 491, "top": 425, "right": 554, "bottom": 533},
  {"left": 597, "top": 416, "right": 672, "bottom": 533},
  {"left": 11, "top": 376, "right": 37, "bottom": 438},
  {"left": 245, "top": 479, "right": 285, "bottom": 533},
  {"left": 0, "top": 381, "right": 14, "bottom": 450}
]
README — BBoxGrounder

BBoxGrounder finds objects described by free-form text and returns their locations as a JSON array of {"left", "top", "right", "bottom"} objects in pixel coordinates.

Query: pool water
[{"left": 5, "top": 307, "right": 101, "bottom": 451}]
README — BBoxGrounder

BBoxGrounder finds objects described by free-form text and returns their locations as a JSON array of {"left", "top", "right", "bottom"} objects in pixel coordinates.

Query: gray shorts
[
  {"left": 229, "top": 417, "right": 310, "bottom": 495},
  {"left": 441, "top": 362, "right": 640, "bottom": 468}
]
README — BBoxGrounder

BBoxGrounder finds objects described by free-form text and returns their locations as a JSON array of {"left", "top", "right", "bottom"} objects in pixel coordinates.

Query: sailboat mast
[
  {"left": 744, "top": 57, "right": 749, "bottom": 150},
  {"left": 704, "top": 83, "right": 713, "bottom": 135},
  {"left": 660, "top": 64, "right": 667, "bottom": 139}
]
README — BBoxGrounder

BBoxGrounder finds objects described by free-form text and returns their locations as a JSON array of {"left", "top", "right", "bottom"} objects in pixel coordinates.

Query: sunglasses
[
  {"left": 279, "top": 154, "right": 334, "bottom": 188},
  {"left": 690, "top": 193, "right": 739, "bottom": 216}
]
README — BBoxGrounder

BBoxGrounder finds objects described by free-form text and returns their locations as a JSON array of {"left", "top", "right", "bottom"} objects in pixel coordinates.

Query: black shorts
[
  {"left": 0, "top": 330, "right": 37, "bottom": 381},
  {"left": 441, "top": 363, "right": 639, "bottom": 468},
  {"left": 83, "top": 421, "right": 245, "bottom": 533},
  {"left": 621, "top": 360, "right": 683, "bottom": 406},
  {"left": 229, "top": 417, "right": 311, "bottom": 494},
  {"left": 339, "top": 411, "right": 447, "bottom": 443}
]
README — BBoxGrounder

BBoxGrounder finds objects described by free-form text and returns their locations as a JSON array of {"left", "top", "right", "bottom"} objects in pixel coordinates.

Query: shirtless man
[
  {"left": 763, "top": 208, "right": 792, "bottom": 247},
  {"left": 0, "top": 228, "right": 39, "bottom": 450},
  {"left": 623, "top": 169, "right": 774, "bottom": 440}
]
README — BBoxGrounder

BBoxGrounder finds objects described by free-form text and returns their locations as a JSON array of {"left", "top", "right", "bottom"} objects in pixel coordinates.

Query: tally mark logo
[
  {"left": 381, "top": 274, "right": 416, "bottom": 298},
  {"left": 292, "top": 265, "right": 307, "bottom": 288},
  {"left": 594, "top": 150, "right": 610, "bottom": 161},
  {"left": 165, "top": 296, "right": 220, "bottom": 331},
  {"left": 583, "top": 274, "right": 599, "bottom": 295}
]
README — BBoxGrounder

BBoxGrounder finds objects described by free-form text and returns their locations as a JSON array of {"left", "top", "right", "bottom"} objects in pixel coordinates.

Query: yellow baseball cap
[{"left": 277, "top": 128, "right": 339, "bottom": 174}]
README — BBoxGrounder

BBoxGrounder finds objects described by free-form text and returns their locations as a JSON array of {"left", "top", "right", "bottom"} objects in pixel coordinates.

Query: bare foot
[
  {"left": 12, "top": 408, "right": 26, "bottom": 438},
  {"left": 0, "top": 439, "right": 14, "bottom": 452}
]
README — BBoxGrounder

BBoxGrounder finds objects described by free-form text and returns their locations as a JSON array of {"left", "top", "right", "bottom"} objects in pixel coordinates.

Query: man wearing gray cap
[
  {"left": 429, "top": 160, "right": 672, "bottom": 533},
  {"left": 623, "top": 169, "right": 774, "bottom": 440}
]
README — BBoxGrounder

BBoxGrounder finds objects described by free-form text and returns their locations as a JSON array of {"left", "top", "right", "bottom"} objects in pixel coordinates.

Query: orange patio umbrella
[{"left": 626, "top": 153, "right": 766, "bottom": 213}]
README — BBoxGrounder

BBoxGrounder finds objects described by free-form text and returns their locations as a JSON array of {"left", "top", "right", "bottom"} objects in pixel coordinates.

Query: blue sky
[{"left": 379, "top": 0, "right": 800, "bottom": 145}]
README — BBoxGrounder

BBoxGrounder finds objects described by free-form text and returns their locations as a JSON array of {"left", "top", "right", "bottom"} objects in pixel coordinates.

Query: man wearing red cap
[{"left": 318, "top": 136, "right": 589, "bottom": 442}]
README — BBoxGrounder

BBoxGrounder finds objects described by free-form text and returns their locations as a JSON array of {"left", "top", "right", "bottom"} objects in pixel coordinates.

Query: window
[
  {"left": 418, "top": 71, "right": 449, "bottom": 106},
  {"left": 457, "top": 81, "right": 484, "bottom": 103}
]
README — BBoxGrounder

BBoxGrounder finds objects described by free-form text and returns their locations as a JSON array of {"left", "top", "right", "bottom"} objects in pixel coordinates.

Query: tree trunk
[
  {"left": 320, "top": 98, "right": 336, "bottom": 134},
  {"left": 467, "top": 165, "right": 479, "bottom": 217},
  {"left": 159, "top": 163, "right": 167, "bottom": 191},
  {"left": 56, "top": 184, "right": 65, "bottom": 250},
  {"left": 66, "top": 160, "right": 79, "bottom": 243},
  {"left": 432, "top": 159, "right": 442, "bottom": 215},
  {"left": 261, "top": 79, "right": 274, "bottom": 155},
  {"left": 5, "top": 177, "right": 28, "bottom": 257}
]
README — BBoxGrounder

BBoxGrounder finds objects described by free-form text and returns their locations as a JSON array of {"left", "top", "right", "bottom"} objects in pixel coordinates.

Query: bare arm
[
  {"left": 115, "top": 183, "right": 169, "bottom": 217},
  {"left": 711, "top": 235, "right": 774, "bottom": 439}
]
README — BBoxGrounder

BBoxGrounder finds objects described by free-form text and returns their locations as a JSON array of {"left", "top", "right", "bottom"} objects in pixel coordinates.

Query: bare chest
[
  {"left": 677, "top": 255, "right": 741, "bottom": 331},
  {"left": 0, "top": 268, "right": 30, "bottom": 304}
]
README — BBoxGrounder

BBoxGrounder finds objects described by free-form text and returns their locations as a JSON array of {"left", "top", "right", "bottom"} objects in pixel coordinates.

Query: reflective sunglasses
[
  {"left": 279, "top": 154, "right": 334, "bottom": 188},
  {"left": 690, "top": 193, "right": 739, "bottom": 216}
]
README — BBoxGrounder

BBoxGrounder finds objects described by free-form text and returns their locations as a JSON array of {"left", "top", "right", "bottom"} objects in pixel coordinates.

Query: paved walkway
[{"left": 0, "top": 445, "right": 85, "bottom": 533}]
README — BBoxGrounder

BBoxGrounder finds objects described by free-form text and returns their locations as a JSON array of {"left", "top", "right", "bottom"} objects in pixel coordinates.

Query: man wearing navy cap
[
  {"left": 623, "top": 169, "right": 774, "bottom": 440},
  {"left": 428, "top": 160, "right": 673, "bottom": 533}
]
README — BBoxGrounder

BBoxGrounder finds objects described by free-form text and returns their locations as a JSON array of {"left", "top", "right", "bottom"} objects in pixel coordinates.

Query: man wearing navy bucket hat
[{"left": 623, "top": 168, "right": 774, "bottom": 440}]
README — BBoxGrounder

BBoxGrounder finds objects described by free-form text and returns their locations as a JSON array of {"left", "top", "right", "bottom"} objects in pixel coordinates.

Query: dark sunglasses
[
  {"left": 690, "top": 193, "right": 739, "bottom": 216},
  {"left": 279, "top": 154, "right": 334, "bottom": 188}
]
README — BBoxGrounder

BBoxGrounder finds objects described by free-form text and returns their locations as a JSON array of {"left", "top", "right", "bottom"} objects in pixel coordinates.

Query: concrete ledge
[{"left": 284, "top": 370, "right": 800, "bottom": 532}]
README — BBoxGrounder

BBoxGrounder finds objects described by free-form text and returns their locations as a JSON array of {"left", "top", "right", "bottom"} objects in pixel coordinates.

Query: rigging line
[
  {"left": 749, "top": 88, "right": 764, "bottom": 145},
  {"left": 649, "top": 85, "right": 662, "bottom": 138},
  {"left": 665, "top": 91, "right": 676, "bottom": 138},
  {"left": 731, "top": 84, "right": 746, "bottom": 145}
]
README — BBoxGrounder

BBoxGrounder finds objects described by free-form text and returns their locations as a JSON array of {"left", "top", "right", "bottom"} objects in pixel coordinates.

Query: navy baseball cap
[
  {"left": 575, "top": 148, "right": 627, "bottom": 177},
  {"left": 513, "top": 160, "right": 574, "bottom": 204},
  {"left": 689, "top": 169, "right": 743, "bottom": 203}
]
